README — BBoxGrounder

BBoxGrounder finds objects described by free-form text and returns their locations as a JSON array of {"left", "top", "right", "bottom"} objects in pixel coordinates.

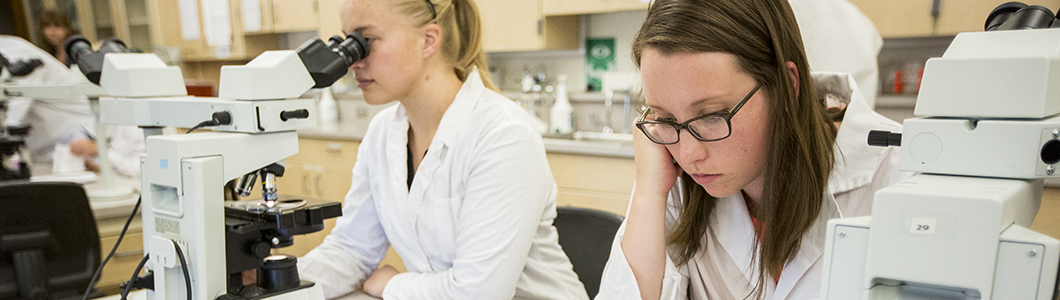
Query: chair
[
  {"left": 553, "top": 206, "right": 624, "bottom": 299},
  {"left": 0, "top": 182, "right": 101, "bottom": 300}
]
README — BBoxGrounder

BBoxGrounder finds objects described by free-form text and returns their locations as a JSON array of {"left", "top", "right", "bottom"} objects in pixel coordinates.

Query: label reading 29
[{"left": 909, "top": 217, "right": 937, "bottom": 235}]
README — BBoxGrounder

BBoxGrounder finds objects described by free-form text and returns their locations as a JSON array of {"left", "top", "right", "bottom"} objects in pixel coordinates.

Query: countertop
[{"left": 298, "top": 121, "right": 634, "bottom": 158}]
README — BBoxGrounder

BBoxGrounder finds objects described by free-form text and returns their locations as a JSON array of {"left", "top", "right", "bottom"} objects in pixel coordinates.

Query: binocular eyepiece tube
[
  {"left": 985, "top": 2, "right": 1060, "bottom": 31},
  {"left": 296, "top": 32, "right": 370, "bottom": 89},
  {"left": 61, "top": 36, "right": 130, "bottom": 84}
]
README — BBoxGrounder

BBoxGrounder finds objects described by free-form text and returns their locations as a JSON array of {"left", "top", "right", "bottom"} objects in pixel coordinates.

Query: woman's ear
[
  {"left": 423, "top": 23, "right": 442, "bottom": 58},
  {"left": 786, "top": 61, "right": 799, "bottom": 97}
]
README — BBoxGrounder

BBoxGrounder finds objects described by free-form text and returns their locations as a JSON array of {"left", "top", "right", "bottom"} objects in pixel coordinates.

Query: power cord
[
  {"left": 185, "top": 111, "right": 233, "bottom": 134},
  {"left": 119, "top": 254, "right": 150, "bottom": 300},
  {"left": 81, "top": 196, "right": 141, "bottom": 300},
  {"left": 172, "top": 240, "right": 192, "bottom": 300}
]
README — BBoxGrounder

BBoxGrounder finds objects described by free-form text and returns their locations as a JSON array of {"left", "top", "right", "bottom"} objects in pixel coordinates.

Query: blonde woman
[
  {"left": 597, "top": 0, "right": 911, "bottom": 299},
  {"left": 296, "top": 0, "right": 588, "bottom": 299}
]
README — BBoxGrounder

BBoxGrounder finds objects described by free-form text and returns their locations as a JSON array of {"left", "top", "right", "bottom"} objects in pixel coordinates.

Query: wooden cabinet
[
  {"left": 246, "top": 0, "right": 319, "bottom": 34},
  {"left": 94, "top": 215, "right": 144, "bottom": 293},
  {"left": 847, "top": 0, "right": 1060, "bottom": 38},
  {"left": 542, "top": 0, "right": 647, "bottom": 16},
  {"left": 150, "top": 0, "right": 278, "bottom": 61},
  {"left": 547, "top": 153, "right": 635, "bottom": 216},
  {"left": 315, "top": 0, "right": 579, "bottom": 52},
  {"left": 477, "top": 0, "right": 579, "bottom": 52},
  {"left": 22, "top": 0, "right": 156, "bottom": 52}
]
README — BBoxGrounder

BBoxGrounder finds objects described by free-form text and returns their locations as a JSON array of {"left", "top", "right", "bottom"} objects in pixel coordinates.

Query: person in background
[
  {"left": 296, "top": 0, "right": 588, "bottom": 299},
  {"left": 68, "top": 125, "right": 171, "bottom": 177},
  {"left": 790, "top": 0, "right": 883, "bottom": 108},
  {"left": 1, "top": 35, "right": 94, "bottom": 171},
  {"left": 37, "top": 10, "right": 76, "bottom": 66},
  {"left": 595, "top": 0, "right": 911, "bottom": 299}
]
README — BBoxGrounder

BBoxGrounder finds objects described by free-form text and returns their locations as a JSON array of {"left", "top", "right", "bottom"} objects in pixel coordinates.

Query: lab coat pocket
[{"left": 421, "top": 196, "right": 458, "bottom": 265}]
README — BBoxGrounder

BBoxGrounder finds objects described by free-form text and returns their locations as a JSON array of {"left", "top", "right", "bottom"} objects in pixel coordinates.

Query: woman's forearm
[{"left": 621, "top": 187, "right": 670, "bottom": 300}]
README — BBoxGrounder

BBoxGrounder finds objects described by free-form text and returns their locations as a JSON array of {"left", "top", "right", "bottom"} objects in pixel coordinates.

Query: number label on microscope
[{"left": 909, "top": 217, "right": 937, "bottom": 235}]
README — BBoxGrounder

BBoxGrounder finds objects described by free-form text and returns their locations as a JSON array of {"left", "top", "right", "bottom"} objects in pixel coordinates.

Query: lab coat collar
[
  {"left": 818, "top": 72, "right": 884, "bottom": 194},
  {"left": 384, "top": 68, "right": 488, "bottom": 228},
  {"left": 710, "top": 188, "right": 842, "bottom": 299}
]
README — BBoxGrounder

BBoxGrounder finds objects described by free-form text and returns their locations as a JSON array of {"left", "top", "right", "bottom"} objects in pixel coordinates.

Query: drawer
[
  {"left": 557, "top": 188, "right": 631, "bottom": 217},
  {"left": 96, "top": 232, "right": 145, "bottom": 290},
  {"left": 292, "top": 139, "right": 360, "bottom": 168},
  {"left": 547, "top": 153, "right": 635, "bottom": 195}
]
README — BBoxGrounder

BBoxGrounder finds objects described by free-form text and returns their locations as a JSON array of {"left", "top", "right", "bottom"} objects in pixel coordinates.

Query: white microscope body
[
  {"left": 94, "top": 32, "right": 367, "bottom": 299},
  {"left": 820, "top": 26, "right": 1060, "bottom": 299}
]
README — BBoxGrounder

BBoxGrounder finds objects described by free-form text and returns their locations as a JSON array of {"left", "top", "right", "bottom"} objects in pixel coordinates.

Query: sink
[{"left": 572, "top": 131, "right": 633, "bottom": 144}]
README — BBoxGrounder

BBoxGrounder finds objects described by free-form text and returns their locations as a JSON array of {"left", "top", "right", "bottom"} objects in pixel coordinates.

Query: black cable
[
  {"left": 172, "top": 240, "right": 192, "bottom": 300},
  {"left": 185, "top": 120, "right": 217, "bottom": 134},
  {"left": 119, "top": 254, "right": 150, "bottom": 300},
  {"left": 81, "top": 196, "right": 142, "bottom": 300}
]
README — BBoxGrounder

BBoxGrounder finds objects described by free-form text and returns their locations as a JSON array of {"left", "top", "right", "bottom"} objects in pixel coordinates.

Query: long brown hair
[
  {"left": 632, "top": 0, "right": 836, "bottom": 297},
  {"left": 393, "top": 0, "right": 497, "bottom": 90}
]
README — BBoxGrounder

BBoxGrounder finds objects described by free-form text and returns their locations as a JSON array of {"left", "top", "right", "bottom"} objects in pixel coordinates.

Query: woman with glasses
[
  {"left": 596, "top": 0, "right": 910, "bottom": 299},
  {"left": 295, "top": 0, "right": 588, "bottom": 299}
]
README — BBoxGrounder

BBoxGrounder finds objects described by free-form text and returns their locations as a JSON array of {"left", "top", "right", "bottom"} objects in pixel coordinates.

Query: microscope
[
  {"left": 74, "top": 32, "right": 369, "bottom": 299},
  {"left": 821, "top": 3, "right": 1060, "bottom": 299},
  {"left": 0, "top": 52, "right": 39, "bottom": 180}
]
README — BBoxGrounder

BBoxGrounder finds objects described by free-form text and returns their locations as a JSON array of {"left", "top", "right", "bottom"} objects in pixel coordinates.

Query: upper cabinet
[
  {"left": 847, "top": 0, "right": 1060, "bottom": 38},
  {"left": 477, "top": 0, "right": 579, "bottom": 52},
  {"left": 245, "top": 0, "right": 319, "bottom": 34},
  {"left": 316, "top": 0, "right": 580, "bottom": 52},
  {"left": 541, "top": 0, "right": 647, "bottom": 16},
  {"left": 151, "top": 0, "right": 278, "bottom": 61},
  {"left": 22, "top": 0, "right": 156, "bottom": 52}
]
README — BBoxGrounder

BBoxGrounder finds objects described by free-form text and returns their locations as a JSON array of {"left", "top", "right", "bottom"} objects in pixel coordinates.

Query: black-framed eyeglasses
[{"left": 636, "top": 82, "right": 763, "bottom": 144}]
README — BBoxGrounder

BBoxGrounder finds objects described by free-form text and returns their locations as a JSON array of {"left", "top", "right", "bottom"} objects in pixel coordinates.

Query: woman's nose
[
  {"left": 673, "top": 130, "right": 708, "bottom": 163},
  {"left": 349, "top": 58, "right": 366, "bottom": 71}
]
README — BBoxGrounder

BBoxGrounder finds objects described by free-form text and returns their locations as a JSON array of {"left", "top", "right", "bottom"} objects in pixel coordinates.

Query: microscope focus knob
[
  {"left": 251, "top": 242, "right": 272, "bottom": 259},
  {"left": 259, "top": 254, "right": 301, "bottom": 292}
]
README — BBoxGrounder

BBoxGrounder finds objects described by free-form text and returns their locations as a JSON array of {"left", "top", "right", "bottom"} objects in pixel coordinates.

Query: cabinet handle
[
  {"left": 115, "top": 249, "right": 144, "bottom": 258},
  {"left": 326, "top": 142, "right": 343, "bottom": 153},
  {"left": 302, "top": 173, "right": 311, "bottom": 195}
]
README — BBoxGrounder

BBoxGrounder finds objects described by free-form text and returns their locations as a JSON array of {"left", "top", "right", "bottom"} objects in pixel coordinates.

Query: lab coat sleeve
[
  {"left": 596, "top": 187, "right": 688, "bottom": 300},
  {"left": 380, "top": 120, "right": 549, "bottom": 299},
  {"left": 107, "top": 125, "right": 145, "bottom": 177},
  {"left": 298, "top": 148, "right": 390, "bottom": 299}
]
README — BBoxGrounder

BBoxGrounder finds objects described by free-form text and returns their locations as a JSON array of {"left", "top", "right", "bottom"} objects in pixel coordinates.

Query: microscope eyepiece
[
  {"left": 7, "top": 59, "right": 43, "bottom": 77},
  {"left": 61, "top": 36, "right": 130, "bottom": 85},
  {"left": 986, "top": 2, "right": 1055, "bottom": 31},
  {"left": 295, "top": 32, "right": 371, "bottom": 88},
  {"left": 63, "top": 35, "right": 93, "bottom": 65},
  {"left": 335, "top": 32, "right": 370, "bottom": 66}
]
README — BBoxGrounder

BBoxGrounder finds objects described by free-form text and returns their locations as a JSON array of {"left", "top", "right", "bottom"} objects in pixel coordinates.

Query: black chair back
[
  {"left": 0, "top": 182, "right": 100, "bottom": 300},
  {"left": 554, "top": 206, "right": 624, "bottom": 299}
]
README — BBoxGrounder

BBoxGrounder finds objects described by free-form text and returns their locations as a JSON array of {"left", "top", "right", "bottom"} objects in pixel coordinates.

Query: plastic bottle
[
  {"left": 550, "top": 74, "right": 574, "bottom": 135},
  {"left": 318, "top": 86, "right": 338, "bottom": 124}
]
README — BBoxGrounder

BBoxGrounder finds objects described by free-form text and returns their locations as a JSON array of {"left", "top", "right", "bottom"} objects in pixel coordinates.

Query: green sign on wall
[{"left": 586, "top": 37, "right": 615, "bottom": 92}]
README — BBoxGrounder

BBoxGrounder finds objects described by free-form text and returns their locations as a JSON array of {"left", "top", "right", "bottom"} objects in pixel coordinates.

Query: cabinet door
[
  {"left": 846, "top": 0, "right": 934, "bottom": 38},
  {"left": 317, "top": 0, "right": 343, "bottom": 40},
  {"left": 936, "top": 0, "right": 1060, "bottom": 35},
  {"left": 542, "top": 0, "right": 647, "bottom": 16},
  {"left": 478, "top": 0, "right": 542, "bottom": 52},
  {"left": 271, "top": 0, "right": 319, "bottom": 32}
]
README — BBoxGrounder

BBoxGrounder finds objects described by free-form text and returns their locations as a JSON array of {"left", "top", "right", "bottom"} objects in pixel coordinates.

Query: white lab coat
[
  {"left": 0, "top": 35, "right": 95, "bottom": 165},
  {"left": 791, "top": 0, "right": 883, "bottom": 108},
  {"left": 595, "top": 73, "right": 912, "bottom": 300},
  {"left": 298, "top": 70, "right": 589, "bottom": 300}
]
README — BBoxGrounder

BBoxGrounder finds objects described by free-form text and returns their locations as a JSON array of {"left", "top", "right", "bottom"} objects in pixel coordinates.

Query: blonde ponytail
[{"left": 396, "top": 0, "right": 498, "bottom": 91}]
